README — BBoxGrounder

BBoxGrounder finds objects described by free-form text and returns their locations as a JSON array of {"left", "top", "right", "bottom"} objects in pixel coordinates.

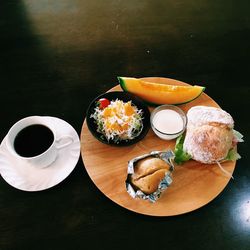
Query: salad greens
[
  {"left": 224, "top": 129, "right": 244, "bottom": 161},
  {"left": 174, "top": 134, "right": 191, "bottom": 164},
  {"left": 91, "top": 99, "right": 143, "bottom": 143}
]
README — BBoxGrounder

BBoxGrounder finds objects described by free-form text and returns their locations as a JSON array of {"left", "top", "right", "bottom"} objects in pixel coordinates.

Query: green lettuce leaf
[
  {"left": 233, "top": 129, "right": 244, "bottom": 142},
  {"left": 174, "top": 134, "right": 191, "bottom": 164},
  {"left": 224, "top": 129, "right": 243, "bottom": 161},
  {"left": 225, "top": 147, "right": 241, "bottom": 161}
]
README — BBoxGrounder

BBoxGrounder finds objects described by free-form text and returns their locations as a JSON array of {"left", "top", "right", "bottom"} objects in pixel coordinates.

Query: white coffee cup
[{"left": 5, "top": 116, "right": 74, "bottom": 168}]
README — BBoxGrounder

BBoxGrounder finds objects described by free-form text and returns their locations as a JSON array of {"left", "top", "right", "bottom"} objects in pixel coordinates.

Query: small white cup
[
  {"left": 5, "top": 116, "right": 74, "bottom": 168},
  {"left": 150, "top": 105, "right": 187, "bottom": 140}
]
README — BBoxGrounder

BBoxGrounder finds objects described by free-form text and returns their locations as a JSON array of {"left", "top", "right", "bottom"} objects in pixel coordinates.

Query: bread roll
[
  {"left": 130, "top": 157, "right": 170, "bottom": 194},
  {"left": 186, "top": 106, "right": 234, "bottom": 129},
  {"left": 183, "top": 106, "right": 234, "bottom": 163}
]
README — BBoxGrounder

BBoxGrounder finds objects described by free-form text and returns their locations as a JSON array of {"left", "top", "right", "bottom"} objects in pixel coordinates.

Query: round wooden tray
[{"left": 80, "top": 77, "right": 236, "bottom": 216}]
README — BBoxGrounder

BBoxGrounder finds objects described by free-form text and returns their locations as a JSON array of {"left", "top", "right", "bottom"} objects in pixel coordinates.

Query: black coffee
[{"left": 14, "top": 124, "right": 54, "bottom": 157}]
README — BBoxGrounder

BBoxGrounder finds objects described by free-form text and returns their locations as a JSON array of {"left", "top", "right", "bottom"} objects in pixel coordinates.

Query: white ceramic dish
[
  {"left": 0, "top": 116, "right": 80, "bottom": 191},
  {"left": 150, "top": 105, "right": 187, "bottom": 140}
]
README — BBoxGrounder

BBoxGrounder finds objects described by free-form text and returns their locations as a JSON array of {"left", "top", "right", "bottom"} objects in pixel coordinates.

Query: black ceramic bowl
[{"left": 86, "top": 91, "right": 150, "bottom": 146}]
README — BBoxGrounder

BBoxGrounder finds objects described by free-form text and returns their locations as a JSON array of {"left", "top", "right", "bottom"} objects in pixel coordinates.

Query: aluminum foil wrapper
[{"left": 126, "top": 150, "right": 175, "bottom": 203}]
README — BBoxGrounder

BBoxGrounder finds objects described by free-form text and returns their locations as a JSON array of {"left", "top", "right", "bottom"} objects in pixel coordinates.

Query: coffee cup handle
[{"left": 56, "top": 135, "right": 74, "bottom": 149}]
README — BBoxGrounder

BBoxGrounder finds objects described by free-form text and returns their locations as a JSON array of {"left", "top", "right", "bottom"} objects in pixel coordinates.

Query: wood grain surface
[{"left": 80, "top": 77, "right": 236, "bottom": 216}]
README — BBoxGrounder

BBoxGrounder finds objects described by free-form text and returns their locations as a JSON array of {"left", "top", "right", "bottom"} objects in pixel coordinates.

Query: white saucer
[{"left": 0, "top": 116, "right": 80, "bottom": 191}]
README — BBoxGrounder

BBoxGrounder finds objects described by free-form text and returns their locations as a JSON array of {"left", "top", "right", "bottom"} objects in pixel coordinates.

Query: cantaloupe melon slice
[{"left": 118, "top": 77, "right": 205, "bottom": 105}]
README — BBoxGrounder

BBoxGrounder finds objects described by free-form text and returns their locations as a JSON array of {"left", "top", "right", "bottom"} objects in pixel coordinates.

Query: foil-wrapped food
[{"left": 126, "top": 150, "right": 175, "bottom": 202}]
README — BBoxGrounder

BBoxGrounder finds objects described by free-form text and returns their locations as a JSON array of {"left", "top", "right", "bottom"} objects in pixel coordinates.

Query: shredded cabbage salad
[{"left": 91, "top": 99, "right": 144, "bottom": 142}]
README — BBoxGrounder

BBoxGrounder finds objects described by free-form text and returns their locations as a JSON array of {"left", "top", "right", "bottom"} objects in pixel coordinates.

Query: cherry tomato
[{"left": 97, "top": 98, "right": 110, "bottom": 109}]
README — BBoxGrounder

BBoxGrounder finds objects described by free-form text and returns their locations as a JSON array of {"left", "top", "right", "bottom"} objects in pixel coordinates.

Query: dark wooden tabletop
[{"left": 0, "top": 1, "right": 249, "bottom": 249}]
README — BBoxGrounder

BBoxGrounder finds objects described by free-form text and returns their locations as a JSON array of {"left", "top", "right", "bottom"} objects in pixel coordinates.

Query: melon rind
[{"left": 118, "top": 77, "right": 205, "bottom": 106}]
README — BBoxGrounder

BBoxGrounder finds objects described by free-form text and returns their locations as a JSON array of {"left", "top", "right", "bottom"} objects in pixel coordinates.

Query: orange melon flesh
[{"left": 118, "top": 77, "right": 205, "bottom": 105}]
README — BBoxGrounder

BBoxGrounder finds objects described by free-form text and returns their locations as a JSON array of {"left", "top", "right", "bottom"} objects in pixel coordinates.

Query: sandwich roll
[
  {"left": 185, "top": 105, "right": 234, "bottom": 129},
  {"left": 183, "top": 106, "right": 235, "bottom": 164},
  {"left": 184, "top": 124, "right": 234, "bottom": 163}
]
